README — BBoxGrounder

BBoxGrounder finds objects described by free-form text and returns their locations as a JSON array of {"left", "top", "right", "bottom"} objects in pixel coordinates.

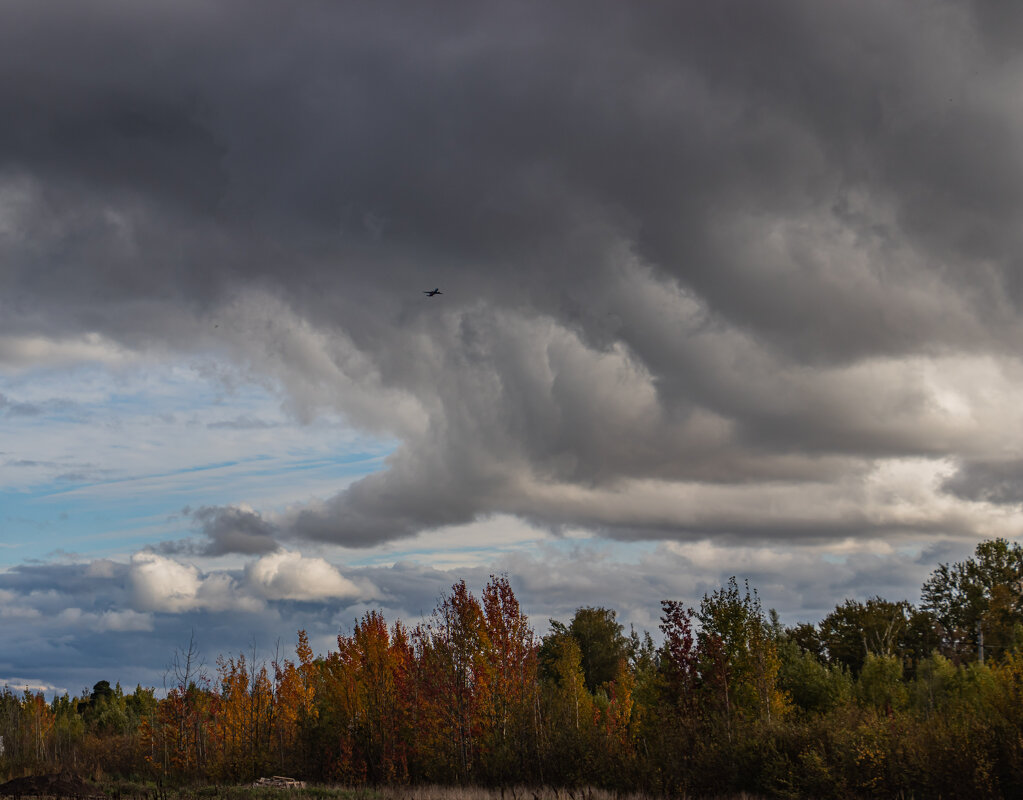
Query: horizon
[{"left": 0, "top": 539, "right": 993, "bottom": 700}]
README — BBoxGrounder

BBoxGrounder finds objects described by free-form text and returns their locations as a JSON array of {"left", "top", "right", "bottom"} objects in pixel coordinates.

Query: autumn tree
[
  {"left": 314, "top": 626, "right": 361, "bottom": 783},
  {"left": 479, "top": 574, "right": 538, "bottom": 782},
  {"left": 269, "top": 631, "right": 318, "bottom": 773},
  {"left": 159, "top": 633, "right": 214, "bottom": 778},
  {"left": 414, "top": 581, "right": 493, "bottom": 783},
  {"left": 214, "top": 652, "right": 266, "bottom": 780},
  {"left": 659, "top": 601, "right": 699, "bottom": 713},
  {"left": 643, "top": 600, "right": 702, "bottom": 794},
  {"left": 342, "top": 612, "right": 414, "bottom": 782},
  {"left": 22, "top": 690, "right": 55, "bottom": 767}
]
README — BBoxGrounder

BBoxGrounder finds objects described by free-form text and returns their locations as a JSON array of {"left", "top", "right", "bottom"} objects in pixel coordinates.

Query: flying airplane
[{"left": 423, "top": 288, "right": 443, "bottom": 296}]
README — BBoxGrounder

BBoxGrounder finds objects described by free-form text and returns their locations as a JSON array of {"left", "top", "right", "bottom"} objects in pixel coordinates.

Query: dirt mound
[{"left": 0, "top": 774, "right": 98, "bottom": 799}]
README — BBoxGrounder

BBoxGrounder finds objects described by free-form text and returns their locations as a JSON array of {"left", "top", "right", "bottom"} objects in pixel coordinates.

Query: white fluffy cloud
[
  {"left": 245, "top": 549, "right": 367, "bottom": 601},
  {"left": 130, "top": 552, "right": 262, "bottom": 613},
  {"left": 128, "top": 549, "right": 371, "bottom": 614},
  {"left": 130, "top": 552, "right": 202, "bottom": 612}
]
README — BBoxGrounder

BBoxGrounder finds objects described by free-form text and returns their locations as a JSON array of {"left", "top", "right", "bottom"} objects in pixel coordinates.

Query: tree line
[{"left": 4, "top": 538, "right": 1023, "bottom": 798}]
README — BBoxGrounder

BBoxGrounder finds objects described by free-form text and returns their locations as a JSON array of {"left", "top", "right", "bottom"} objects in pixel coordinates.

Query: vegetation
[{"left": 4, "top": 540, "right": 1023, "bottom": 798}]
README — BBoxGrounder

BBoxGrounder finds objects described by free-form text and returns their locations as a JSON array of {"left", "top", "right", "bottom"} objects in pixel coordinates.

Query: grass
[{"left": 96, "top": 784, "right": 767, "bottom": 800}]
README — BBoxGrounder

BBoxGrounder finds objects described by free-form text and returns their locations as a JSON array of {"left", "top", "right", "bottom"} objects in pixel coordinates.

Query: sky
[{"left": 3, "top": 0, "right": 1023, "bottom": 695}]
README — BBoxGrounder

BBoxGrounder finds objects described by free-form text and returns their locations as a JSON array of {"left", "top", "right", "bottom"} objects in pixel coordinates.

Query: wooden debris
[{"left": 252, "top": 777, "right": 306, "bottom": 789}]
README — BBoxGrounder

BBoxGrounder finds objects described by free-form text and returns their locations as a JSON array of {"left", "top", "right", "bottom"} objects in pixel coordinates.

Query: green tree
[
  {"left": 538, "top": 633, "right": 593, "bottom": 783},
  {"left": 921, "top": 537, "right": 1023, "bottom": 661},
  {"left": 911, "top": 651, "right": 957, "bottom": 713},
  {"left": 50, "top": 693, "right": 85, "bottom": 767},
  {"left": 80, "top": 680, "right": 129, "bottom": 735},
  {"left": 540, "top": 607, "right": 631, "bottom": 695},
  {"left": 698, "top": 577, "right": 786, "bottom": 725},
  {"left": 786, "top": 621, "right": 825, "bottom": 660},
  {"left": 777, "top": 639, "right": 851, "bottom": 714},
  {"left": 818, "top": 597, "right": 914, "bottom": 676},
  {"left": 568, "top": 607, "right": 631, "bottom": 694},
  {"left": 856, "top": 653, "right": 907, "bottom": 712}
]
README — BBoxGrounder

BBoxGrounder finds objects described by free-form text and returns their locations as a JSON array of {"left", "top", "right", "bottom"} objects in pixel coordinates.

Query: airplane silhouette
[{"left": 423, "top": 288, "right": 443, "bottom": 296}]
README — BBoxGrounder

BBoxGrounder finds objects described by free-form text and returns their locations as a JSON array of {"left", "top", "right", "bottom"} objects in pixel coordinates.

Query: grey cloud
[
  {"left": 0, "top": 560, "right": 129, "bottom": 596},
  {"left": 189, "top": 506, "right": 280, "bottom": 556},
  {"left": 1, "top": 2, "right": 1009, "bottom": 344},
  {"left": 54, "top": 472, "right": 90, "bottom": 483},
  {"left": 0, "top": 394, "right": 41, "bottom": 417},
  {"left": 4, "top": 1, "right": 1023, "bottom": 547},
  {"left": 0, "top": 394, "right": 83, "bottom": 419},
  {"left": 206, "top": 416, "right": 278, "bottom": 430},
  {"left": 942, "top": 460, "right": 1023, "bottom": 506},
  {"left": 154, "top": 539, "right": 196, "bottom": 556},
  {"left": 3, "top": 454, "right": 107, "bottom": 484}
]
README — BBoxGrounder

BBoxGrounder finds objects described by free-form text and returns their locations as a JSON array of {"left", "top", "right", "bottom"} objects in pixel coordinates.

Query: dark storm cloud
[
  {"left": 942, "top": 460, "right": 1023, "bottom": 506},
  {"left": 4, "top": 0, "right": 1023, "bottom": 545},
  {"left": 1, "top": 1, "right": 1002, "bottom": 334}
]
